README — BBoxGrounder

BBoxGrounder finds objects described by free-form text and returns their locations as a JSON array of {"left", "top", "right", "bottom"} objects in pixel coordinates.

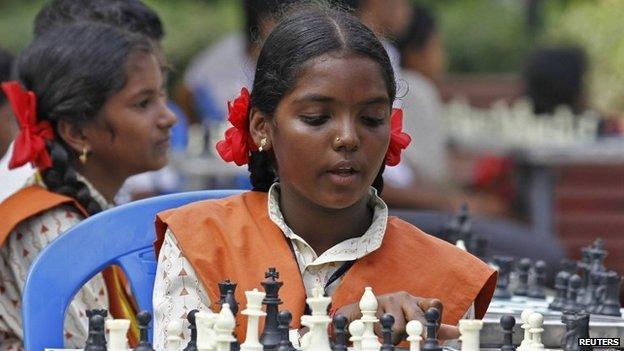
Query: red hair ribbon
[
  {"left": 1, "top": 81, "right": 54, "bottom": 170},
  {"left": 385, "top": 108, "right": 411, "bottom": 166},
  {"left": 215, "top": 87, "right": 257, "bottom": 166}
]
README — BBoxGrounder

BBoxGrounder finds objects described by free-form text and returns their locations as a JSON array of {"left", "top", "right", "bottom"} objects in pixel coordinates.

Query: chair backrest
[{"left": 22, "top": 189, "right": 242, "bottom": 350}]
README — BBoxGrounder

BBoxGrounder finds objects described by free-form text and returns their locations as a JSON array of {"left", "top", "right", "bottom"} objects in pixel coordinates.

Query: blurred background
[{"left": 1, "top": 0, "right": 623, "bottom": 281}]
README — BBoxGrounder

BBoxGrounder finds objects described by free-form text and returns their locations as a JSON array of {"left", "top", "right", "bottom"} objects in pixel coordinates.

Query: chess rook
[{"left": 458, "top": 319, "right": 483, "bottom": 351}]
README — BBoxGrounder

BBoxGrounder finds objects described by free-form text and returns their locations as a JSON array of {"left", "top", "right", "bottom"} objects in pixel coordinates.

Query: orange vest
[
  {"left": 155, "top": 191, "right": 497, "bottom": 340},
  {"left": 0, "top": 185, "right": 139, "bottom": 346}
]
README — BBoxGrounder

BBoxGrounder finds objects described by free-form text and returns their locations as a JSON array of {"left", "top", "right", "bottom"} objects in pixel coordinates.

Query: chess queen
[
  {"left": 0, "top": 23, "right": 176, "bottom": 348},
  {"left": 153, "top": 3, "right": 496, "bottom": 347}
]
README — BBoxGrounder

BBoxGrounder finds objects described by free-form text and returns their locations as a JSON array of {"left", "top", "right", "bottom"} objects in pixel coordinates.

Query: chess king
[{"left": 152, "top": 3, "right": 496, "bottom": 347}]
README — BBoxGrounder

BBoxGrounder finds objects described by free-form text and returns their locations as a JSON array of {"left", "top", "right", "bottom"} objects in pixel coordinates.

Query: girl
[
  {"left": 0, "top": 23, "right": 176, "bottom": 348},
  {"left": 153, "top": 4, "right": 495, "bottom": 346}
]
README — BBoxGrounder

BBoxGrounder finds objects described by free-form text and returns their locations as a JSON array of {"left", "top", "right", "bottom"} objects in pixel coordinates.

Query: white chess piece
[
  {"left": 215, "top": 303, "right": 237, "bottom": 351},
  {"left": 456, "top": 239, "right": 467, "bottom": 251},
  {"left": 166, "top": 319, "right": 184, "bottom": 350},
  {"left": 458, "top": 319, "right": 483, "bottom": 351},
  {"left": 105, "top": 319, "right": 130, "bottom": 351},
  {"left": 348, "top": 319, "right": 365, "bottom": 351},
  {"left": 196, "top": 310, "right": 218, "bottom": 351},
  {"left": 359, "top": 287, "right": 381, "bottom": 351},
  {"left": 406, "top": 320, "right": 423, "bottom": 351},
  {"left": 302, "top": 285, "right": 332, "bottom": 351},
  {"left": 528, "top": 312, "right": 545, "bottom": 351},
  {"left": 517, "top": 308, "right": 533, "bottom": 351},
  {"left": 240, "top": 288, "right": 266, "bottom": 351}
]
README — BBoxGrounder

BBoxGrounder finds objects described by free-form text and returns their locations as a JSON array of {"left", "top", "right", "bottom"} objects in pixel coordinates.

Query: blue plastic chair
[{"left": 22, "top": 189, "right": 242, "bottom": 350}]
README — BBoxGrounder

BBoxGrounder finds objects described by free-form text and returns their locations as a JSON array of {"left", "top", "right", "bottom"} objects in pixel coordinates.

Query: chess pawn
[
  {"left": 359, "top": 287, "right": 381, "bottom": 351},
  {"left": 422, "top": 307, "right": 442, "bottom": 351},
  {"left": 527, "top": 260, "right": 546, "bottom": 299},
  {"left": 499, "top": 315, "right": 515, "bottom": 351},
  {"left": 493, "top": 256, "right": 514, "bottom": 299},
  {"left": 184, "top": 310, "right": 199, "bottom": 351},
  {"left": 528, "top": 313, "right": 545, "bottom": 351},
  {"left": 563, "top": 274, "right": 582, "bottom": 314},
  {"left": 277, "top": 311, "right": 295, "bottom": 351},
  {"left": 549, "top": 271, "right": 571, "bottom": 311},
  {"left": 215, "top": 303, "right": 237, "bottom": 351},
  {"left": 406, "top": 320, "right": 423, "bottom": 351},
  {"left": 458, "top": 319, "right": 483, "bottom": 351},
  {"left": 332, "top": 315, "right": 348, "bottom": 351},
  {"left": 134, "top": 311, "right": 155, "bottom": 351},
  {"left": 196, "top": 310, "right": 217, "bottom": 351},
  {"left": 598, "top": 271, "right": 622, "bottom": 317},
  {"left": 106, "top": 319, "right": 130, "bottom": 351},
  {"left": 348, "top": 319, "right": 365, "bottom": 351},
  {"left": 514, "top": 258, "right": 531, "bottom": 297},
  {"left": 516, "top": 309, "right": 533, "bottom": 351},
  {"left": 379, "top": 314, "right": 395, "bottom": 351},
  {"left": 240, "top": 289, "right": 266, "bottom": 351},
  {"left": 166, "top": 319, "right": 185, "bottom": 350}
]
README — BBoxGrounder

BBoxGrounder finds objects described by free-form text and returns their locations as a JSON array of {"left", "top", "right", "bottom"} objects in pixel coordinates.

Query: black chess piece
[
  {"left": 332, "top": 315, "right": 348, "bottom": 351},
  {"left": 499, "top": 315, "right": 516, "bottom": 351},
  {"left": 134, "top": 311, "right": 155, "bottom": 351},
  {"left": 561, "top": 258, "right": 578, "bottom": 275},
  {"left": 527, "top": 260, "right": 546, "bottom": 299},
  {"left": 578, "top": 247, "right": 592, "bottom": 299},
  {"left": 183, "top": 309, "right": 199, "bottom": 351},
  {"left": 85, "top": 309, "right": 108, "bottom": 349},
  {"left": 84, "top": 314, "right": 106, "bottom": 351},
  {"left": 597, "top": 271, "right": 622, "bottom": 317},
  {"left": 380, "top": 314, "right": 395, "bottom": 351},
  {"left": 493, "top": 256, "right": 514, "bottom": 299},
  {"left": 563, "top": 274, "right": 582, "bottom": 314},
  {"left": 446, "top": 203, "right": 471, "bottom": 248},
  {"left": 219, "top": 279, "right": 237, "bottom": 304},
  {"left": 260, "top": 267, "right": 284, "bottom": 350},
  {"left": 576, "top": 312, "right": 591, "bottom": 351},
  {"left": 277, "top": 310, "right": 296, "bottom": 351},
  {"left": 561, "top": 312, "right": 580, "bottom": 351},
  {"left": 422, "top": 307, "right": 442, "bottom": 351},
  {"left": 588, "top": 243, "right": 607, "bottom": 275},
  {"left": 584, "top": 270, "right": 603, "bottom": 313},
  {"left": 473, "top": 236, "right": 489, "bottom": 260},
  {"left": 224, "top": 289, "right": 240, "bottom": 351},
  {"left": 515, "top": 258, "right": 531, "bottom": 297},
  {"left": 549, "top": 271, "right": 571, "bottom": 311}
]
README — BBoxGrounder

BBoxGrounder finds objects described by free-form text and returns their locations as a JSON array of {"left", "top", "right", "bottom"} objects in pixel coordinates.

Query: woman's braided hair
[
  {"left": 247, "top": 4, "right": 395, "bottom": 193},
  {"left": 16, "top": 23, "right": 154, "bottom": 215}
]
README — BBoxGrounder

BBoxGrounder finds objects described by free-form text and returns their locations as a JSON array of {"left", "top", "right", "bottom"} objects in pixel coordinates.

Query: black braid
[
  {"left": 372, "top": 163, "right": 385, "bottom": 194},
  {"left": 41, "top": 141, "right": 103, "bottom": 215},
  {"left": 248, "top": 151, "right": 276, "bottom": 192}
]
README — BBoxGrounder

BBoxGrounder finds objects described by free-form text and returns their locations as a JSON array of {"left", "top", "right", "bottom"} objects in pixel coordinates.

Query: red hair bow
[
  {"left": 1, "top": 81, "right": 54, "bottom": 170},
  {"left": 385, "top": 108, "right": 411, "bottom": 166},
  {"left": 216, "top": 87, "right": 257, "bottom": 166}
]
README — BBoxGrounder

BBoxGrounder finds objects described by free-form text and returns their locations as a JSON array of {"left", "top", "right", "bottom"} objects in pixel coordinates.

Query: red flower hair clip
[
  {"left": 385, "top": 108, "right": 411, "bottom": 166},
  {"left": 215, "top": 87, "right": 258, "bottom": 166},
  {"left": 1, "top": 81, "right": 54, "bottom": 170}
]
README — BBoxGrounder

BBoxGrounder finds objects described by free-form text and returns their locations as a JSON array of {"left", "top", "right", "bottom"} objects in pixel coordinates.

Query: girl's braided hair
[
  {"left": 247, "top": 4, "right": 395, "bottom": 193},
  {"left": 16, "top": 23, "right": 154, "bottom": 214}
]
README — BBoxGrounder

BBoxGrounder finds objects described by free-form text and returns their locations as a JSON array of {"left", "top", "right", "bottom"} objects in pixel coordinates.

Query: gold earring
[
  {"left": 79, "top": 147, "right": 88, "bottom": 164},
  {"left": 336, "top": 137, "right": 341, "bottom": 143},
  {"left": 258, "top": 138, "right": 268, "bottom": 152}
]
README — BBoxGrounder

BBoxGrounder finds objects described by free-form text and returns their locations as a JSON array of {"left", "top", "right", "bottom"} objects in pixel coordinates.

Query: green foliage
[
  {"left": 545, "top": 0, "right": 624, "bottom": 114},
  {"left": 415, "top": 0, "right": 533, "bottom": 73}
]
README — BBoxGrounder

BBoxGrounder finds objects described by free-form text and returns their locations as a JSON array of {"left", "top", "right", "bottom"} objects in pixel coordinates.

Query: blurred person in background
[
  {"left": 178, "top": 0, "right": 298, "bottom": 130},
  {"left": 377, "top": 5, "right": 506, "bottom": 216},
  {"left": 0, "top": 48, "right": 32, "bottom": 202},
  {"left": 32, "top": 0, "right": 188, "bottom": 203},
  {"left": 524, "top": 46, "right": 587, "bottom": 116}
]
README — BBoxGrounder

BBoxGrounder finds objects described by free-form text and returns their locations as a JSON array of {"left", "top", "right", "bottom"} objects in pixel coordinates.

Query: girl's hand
[{"left": 334, "top": 291, "right": 460, "bottom": 344}]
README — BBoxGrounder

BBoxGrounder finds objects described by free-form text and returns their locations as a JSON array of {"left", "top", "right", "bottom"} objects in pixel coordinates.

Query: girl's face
[
  {"left": 267, "top": 53, "right": 391, "bottom": 209},
  {"left": 84, "top": 52, "right": 176, "bottom": 177}
]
